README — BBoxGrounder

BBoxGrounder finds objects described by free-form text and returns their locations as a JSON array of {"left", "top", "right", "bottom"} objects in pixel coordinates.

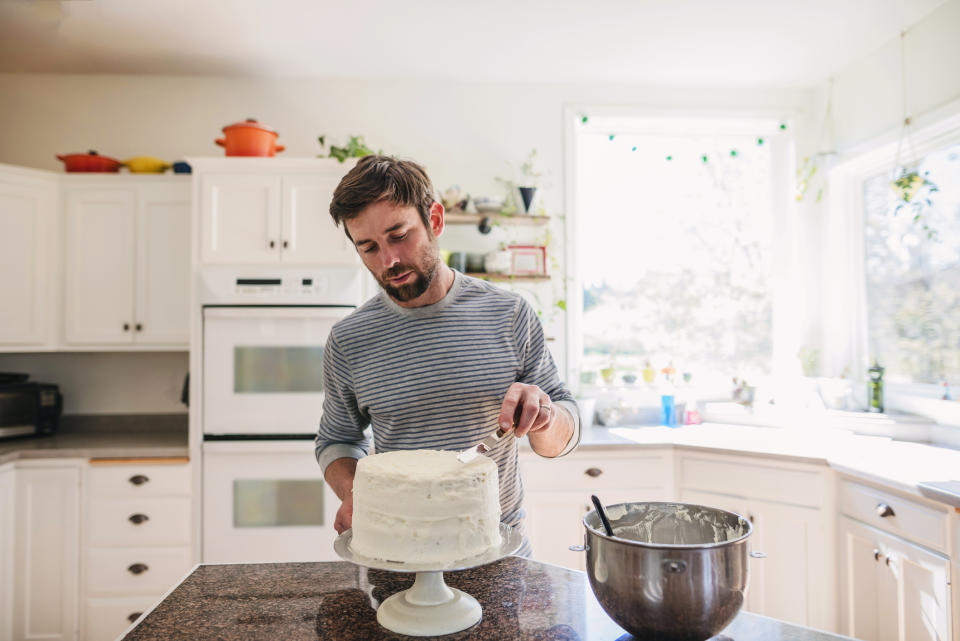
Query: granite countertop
[
  {"left": 0, "top": 414, "right": 188, "bottom": 464},
  {"left": 120, "top": 557, "right": 857, "bottom": 641},
  {"left": 569, "top": 423, "right": 960, "bottom": 508}
]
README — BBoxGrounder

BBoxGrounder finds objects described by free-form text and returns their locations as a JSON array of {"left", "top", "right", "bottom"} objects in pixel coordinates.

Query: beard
[{"left": 377, "top": 246, "right": 441, "bottom": 303}]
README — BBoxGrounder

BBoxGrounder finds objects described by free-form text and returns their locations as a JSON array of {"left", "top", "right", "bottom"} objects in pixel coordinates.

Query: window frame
[{"left": 824, "top": 106, "right": 960, "bottom": 427}]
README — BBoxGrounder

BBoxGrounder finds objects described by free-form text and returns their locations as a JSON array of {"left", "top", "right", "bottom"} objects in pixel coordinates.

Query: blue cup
[{"left": 661, "top": 395, "right": 677, "bottom": 427}]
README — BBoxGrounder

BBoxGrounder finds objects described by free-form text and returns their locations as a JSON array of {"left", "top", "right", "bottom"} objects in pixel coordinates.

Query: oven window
[
  {"left": 233, "top": 479, "right": 325, "bottom": 527},
  {"left": 233, "top": 346, "right": 324, "bottom": 393}
]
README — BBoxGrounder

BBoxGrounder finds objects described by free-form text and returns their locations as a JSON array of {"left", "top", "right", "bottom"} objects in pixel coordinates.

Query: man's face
[{"left": 345, "top": 201, "right": 442, "bottom": 305}]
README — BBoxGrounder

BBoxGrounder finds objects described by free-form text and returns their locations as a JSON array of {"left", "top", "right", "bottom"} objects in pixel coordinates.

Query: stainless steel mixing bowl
[{"left": 580, "top": 501, "right": 756, "bottom": 641}]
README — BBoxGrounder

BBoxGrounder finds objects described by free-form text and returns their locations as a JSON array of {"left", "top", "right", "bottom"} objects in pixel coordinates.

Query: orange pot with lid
[{"left": 215, "top": 118, "right": 286, "bottom": 157}]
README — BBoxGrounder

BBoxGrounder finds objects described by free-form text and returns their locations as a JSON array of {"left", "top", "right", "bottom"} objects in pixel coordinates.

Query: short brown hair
[{"left": 329, "top": 155, "right": 436, "bottom": 238}]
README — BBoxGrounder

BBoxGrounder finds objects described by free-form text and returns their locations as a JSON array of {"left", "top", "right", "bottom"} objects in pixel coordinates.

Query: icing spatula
[{"left": 456, "top": 404, "right": 523, "bottom": 463}]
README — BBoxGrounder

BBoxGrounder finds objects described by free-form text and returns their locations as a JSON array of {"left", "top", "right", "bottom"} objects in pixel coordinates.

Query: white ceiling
[{"left": 0, "top": 0, "right": 948, "bottom": 87}]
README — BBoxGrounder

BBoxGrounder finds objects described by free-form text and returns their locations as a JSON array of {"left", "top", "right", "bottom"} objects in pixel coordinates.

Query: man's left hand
[{"left": 498, "top": 382, "right": 556, "bottom": 439}]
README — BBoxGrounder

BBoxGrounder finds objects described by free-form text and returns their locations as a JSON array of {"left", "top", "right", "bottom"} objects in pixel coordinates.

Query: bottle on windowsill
[{"left": 867, "top": 361, "right": 885, "bottom": 413}]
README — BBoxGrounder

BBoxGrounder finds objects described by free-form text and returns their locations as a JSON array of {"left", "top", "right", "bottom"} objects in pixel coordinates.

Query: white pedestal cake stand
[{"left": 334, "top": 524, "right": 522, "bottom": 637}]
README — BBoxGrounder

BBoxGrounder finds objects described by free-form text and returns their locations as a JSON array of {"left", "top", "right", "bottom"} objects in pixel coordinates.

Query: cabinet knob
[
  {"left": 128, "top": 513, "right": 150, "bottom": 525},
  {"left": 123, "top": 323, "right": 130, "bottom": 331},
  {"left": 885, "top": 556, "right": 892, "bottom": 567},
  {"left": 135, "top": 323, "right": 143, "bottom": 332},
  {"left": 269, "top": 240, "right": 276, "bottom": 249},
  {"left": 128, "top": 474, "right": 150, "bottom": 486},
  {"left": 873, "top": 549, "right": 882, "bottom": 562},
  {"left": 127, "top": 612, "right": 143, "bottom": 623},
  {"left": 584, "top": 467, "right": 603, "bottom": 478},
  {"left": 127, "top": 563, "right": 149, "bottom": 575},
  {"left": 282, "top": 240, "right": 289, "bottom": 249},
  {"left": 876, "top": 503, "right": 895, "bottom": 518}
]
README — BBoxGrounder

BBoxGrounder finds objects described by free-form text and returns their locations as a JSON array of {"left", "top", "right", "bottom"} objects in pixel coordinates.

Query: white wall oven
[{"left": 197, "top": 266, "right": 363, "bottom": 563}]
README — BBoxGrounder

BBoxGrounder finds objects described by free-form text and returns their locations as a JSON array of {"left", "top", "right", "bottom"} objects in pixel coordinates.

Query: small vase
[{"left": 517, "top": 186, "right": 538, "bottom": 214}]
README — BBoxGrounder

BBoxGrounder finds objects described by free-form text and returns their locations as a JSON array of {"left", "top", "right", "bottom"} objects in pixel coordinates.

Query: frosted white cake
[{"left": 350, "top": 449, "right": 502, "bottom": 564}]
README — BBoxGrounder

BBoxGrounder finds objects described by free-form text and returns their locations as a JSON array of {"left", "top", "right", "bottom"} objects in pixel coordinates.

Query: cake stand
[{"left": 334, "top": 524, "right": 522, "bottom": 637}]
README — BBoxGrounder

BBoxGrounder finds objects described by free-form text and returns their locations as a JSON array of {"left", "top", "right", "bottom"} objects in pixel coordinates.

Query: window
[
  {"left": 573, "top": 115, "right": 785, "bottom": 398},
  {"left": 863, "top": 142, "right": 960, "bottom": 385}
]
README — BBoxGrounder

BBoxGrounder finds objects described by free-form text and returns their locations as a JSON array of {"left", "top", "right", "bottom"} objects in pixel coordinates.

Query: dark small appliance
[{"left": 0, "top": 374, "right": 63, "bottom": 440}]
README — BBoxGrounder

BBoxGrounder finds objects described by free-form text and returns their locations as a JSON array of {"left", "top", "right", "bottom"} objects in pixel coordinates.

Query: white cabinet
[
  {"left": 12, "top": 461, "right": 81, "bottom": 641},
  {"left": 676, "top": 452, "right": 834, "bottom": 631},
  {"left": 82, "top": 458, "right": 193, "bottom": 641},
  {"left": 520, "top": 448, "right": 672, "bottom": 571},
  {"left": 195, "top": 159, "right": 358, "bottom": 265},
  {"left": 0, "top": 165, "right": 58, "bottom": 349},
  {"left": 63, "top": 178, "right": 190, "bottom": 347},
  {"left": 839, "top": 480, "right": 953, "bottom": 641},
  {"left": 0, "top": 464, "right": 14, "bottom": 641}
]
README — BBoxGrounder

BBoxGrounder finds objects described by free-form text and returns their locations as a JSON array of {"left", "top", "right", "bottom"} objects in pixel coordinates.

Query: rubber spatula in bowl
[
  {"left": 457, "top": 404, "right": 524, "bottom": 463},
  {"left": 591, "top": 494, "right": 615, "bottom": 536}
]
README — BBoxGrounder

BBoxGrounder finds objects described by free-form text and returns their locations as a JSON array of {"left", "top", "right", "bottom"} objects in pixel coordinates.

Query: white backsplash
[{"left": 0, "top": 351, "right": 188, "bottom": 415}]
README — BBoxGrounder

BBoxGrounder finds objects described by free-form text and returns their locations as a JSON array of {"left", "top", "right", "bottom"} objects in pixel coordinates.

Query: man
[{"left": 314, "top": 155, "right": 579, "bottom": 555}]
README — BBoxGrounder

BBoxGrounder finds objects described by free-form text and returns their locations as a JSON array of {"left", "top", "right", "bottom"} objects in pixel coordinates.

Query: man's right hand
[{"left": 334, "top": 494, "right": 353, "bottom": 534}]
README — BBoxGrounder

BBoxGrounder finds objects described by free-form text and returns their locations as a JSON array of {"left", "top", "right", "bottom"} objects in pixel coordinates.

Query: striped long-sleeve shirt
[{"left": 315, "top": 270, "right": 580, "bottom": 546}]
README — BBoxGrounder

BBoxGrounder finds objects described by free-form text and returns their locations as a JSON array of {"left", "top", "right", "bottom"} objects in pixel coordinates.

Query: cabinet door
[
  {"left": 0, "top": 466, "right": 14, "bottom": 641},
  {"left": 841, "top": 517, "right": 909, "bottom": 641},
  {"left": 199, "top": 174, "right": 281, "bottom": 263},
  {"left": 0, "top": 176, "right": 56, "bottom": 346},
  {"left": 14, "top": 464, "right": 80, "bottom": 641},
  {"left": 64, "top": 190, "right": 136, "bottom": 344},
  {"left": 135, "top": 185, "right": 190, "bottom": 345},
  {"left": 747, "top": 497, "right": 824, "bottom": 628},
  {"left": 524, "top": 490, "right": 592, "bottom": 571},
  {"left": 280, "top": 174, "right": 357, "bottom": 265},
  {"left": 886, "top": 528, "right": 952, "bottom": 641}
]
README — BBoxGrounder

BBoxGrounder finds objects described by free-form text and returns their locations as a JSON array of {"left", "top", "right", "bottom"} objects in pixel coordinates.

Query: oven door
[
  {"left": 202, "top": 306, "right": 352, "bottom": 435},
  {"left": 202, "top": 439, "right": 340, "bottom": 563}
]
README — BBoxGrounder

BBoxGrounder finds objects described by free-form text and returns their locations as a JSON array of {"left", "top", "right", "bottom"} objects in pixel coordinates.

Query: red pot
[
  {"left": 56, "top": 150, "right": 123, "bottom": 173},
  {"left": 215, "top": 118, "right": 286, "bottom": 157}
]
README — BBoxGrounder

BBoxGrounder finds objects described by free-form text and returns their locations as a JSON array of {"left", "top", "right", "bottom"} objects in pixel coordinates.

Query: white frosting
[{"left": 350, "top": 449, "right": 502, "bottom": 564}]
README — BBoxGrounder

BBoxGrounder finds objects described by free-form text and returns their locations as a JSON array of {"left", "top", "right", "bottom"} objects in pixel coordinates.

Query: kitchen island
[{"left": 119, "top": 557, "right": 858, "bottom": 641}]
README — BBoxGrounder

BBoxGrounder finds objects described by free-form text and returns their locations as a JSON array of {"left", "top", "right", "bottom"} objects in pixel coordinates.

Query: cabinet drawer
[
  {"left": 87, "top": 497, "right": 190, "bottom": 546},
  {"left": 678, "top": 454, "right": 823, "bottom": 507},
  {"left": 85, "top": 596, "right": 160, "bottom": 641},
  {"left": 839, "top": 480, "right": 949, "bottom": 553},
  {"left": 86, "top": 547, "right": 192, "bottom": 596},
  {"left": 87, "top": 460, "right": 190, "bottom": 498},
  {"left": 521, "top": 451, "right": 670, "bottom": 492}
]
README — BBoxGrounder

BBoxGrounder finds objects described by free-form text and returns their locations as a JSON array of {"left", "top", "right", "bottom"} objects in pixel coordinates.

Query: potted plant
[
  {"left": 517, "top": 148, "right": 542, "bottom": 215},
  {"left": 890, "top": 168, "right": 939, "bottom": 239},
  {"left": 317, "top": 135, "right": 380, "bottom": 162}
]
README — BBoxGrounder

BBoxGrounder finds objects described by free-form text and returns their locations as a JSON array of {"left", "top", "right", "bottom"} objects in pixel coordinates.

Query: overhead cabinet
[
  {"left": 194, "top": 159, "right": 358, "bottom": 265},
  {"left": 0, "top": 166, "right": 58, "bottom": 349},
  {"left": 63, "top": 178, "right": 190, "bottom": 347}
]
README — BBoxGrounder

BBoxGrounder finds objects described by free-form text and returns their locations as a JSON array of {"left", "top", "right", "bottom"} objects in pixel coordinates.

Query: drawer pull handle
[
  {"left": 585, "top": 467, "right": 603, "bottom": 478},
  {"left": 127, "top": 563, "right": 149, "bottom": 575},
  {"left": 127, "top": 612, "right": 143, "bottom": 623},
  {"left": 129, "top": 475, "right": 150, "bottom": 486},
  {"left": 128, "top": 513, "right": 149, "bottom": 525},
  {"left": 876, "top": 503, "right": 895, "bottom": 518}
]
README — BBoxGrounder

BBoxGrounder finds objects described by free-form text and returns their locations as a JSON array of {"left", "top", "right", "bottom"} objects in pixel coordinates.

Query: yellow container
[{"left": 123, "top": 156, "right": 172, "bottom": 173}]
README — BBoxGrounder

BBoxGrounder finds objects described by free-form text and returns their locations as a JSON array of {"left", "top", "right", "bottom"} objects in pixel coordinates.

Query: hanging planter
[{"left": 888, "top": 32, "right": 940, "bottom": 240}]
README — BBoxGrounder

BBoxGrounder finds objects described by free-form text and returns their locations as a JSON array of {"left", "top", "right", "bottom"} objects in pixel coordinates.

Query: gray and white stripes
[{"left": 315, "top": 270, "right": 579, "bottom": 549}]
